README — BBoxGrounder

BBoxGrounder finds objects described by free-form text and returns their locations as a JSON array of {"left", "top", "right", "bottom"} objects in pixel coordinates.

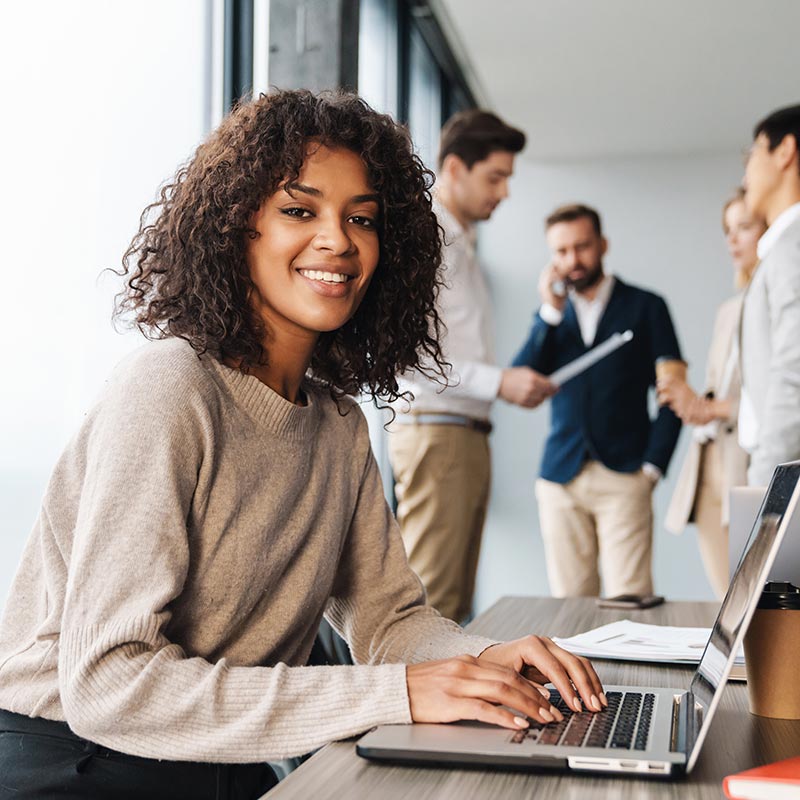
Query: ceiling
[{"left": 435, "top": 0, "right": 800, "bottom": 160}]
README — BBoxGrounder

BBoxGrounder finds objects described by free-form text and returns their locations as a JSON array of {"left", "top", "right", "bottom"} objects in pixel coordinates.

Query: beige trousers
[
  {"left": 693, "top": 441, "right": 730, "bottom": 601},
  {"left": 535, "top": 461, "right": 654, "bottom": 598},
  {"left": 388, "top": 423, "right": 491, "bottom": 622}
]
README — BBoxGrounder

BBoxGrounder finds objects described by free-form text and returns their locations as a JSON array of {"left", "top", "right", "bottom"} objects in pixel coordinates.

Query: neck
[
  {"left": 576, "top": 270, "right": 606, "bottom": 301},
  {"left": 243, "top": 328, "right": 318, "bottom": 405},
  {"left": 436, "top": 183, "right": 473, "bottom": 232},
  {"left": 764, "top": 182, "right": 800, "bottom": 226}
]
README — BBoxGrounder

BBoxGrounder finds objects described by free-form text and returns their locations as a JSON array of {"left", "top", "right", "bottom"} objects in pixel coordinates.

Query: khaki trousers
[
  {"left": 693, "top": 441, "right": 730, "bottom": 601},
  {"left": 535, "top": 461, "right": 654, "bottom": 598},
  {"left": 388, "top": 423, "right": 491, "bottom": 622}
]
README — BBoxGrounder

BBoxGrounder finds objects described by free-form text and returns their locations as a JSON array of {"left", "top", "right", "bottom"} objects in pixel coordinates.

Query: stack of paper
[{"left": 553, "top": 619, "right": 745, "bottom": 666}]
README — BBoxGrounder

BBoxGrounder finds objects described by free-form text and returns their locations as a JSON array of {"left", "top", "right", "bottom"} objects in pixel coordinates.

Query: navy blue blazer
[{"left": 512, "top": 277, "right": 682, "bottom": 484}]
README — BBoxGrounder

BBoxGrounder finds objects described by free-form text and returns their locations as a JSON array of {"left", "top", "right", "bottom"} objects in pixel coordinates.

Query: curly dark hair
[{"left": 115, "top": 88, "right": 445, "bottom": 401}]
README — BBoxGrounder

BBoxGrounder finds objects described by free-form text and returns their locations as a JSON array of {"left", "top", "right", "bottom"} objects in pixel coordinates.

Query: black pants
[{"left": 0, "top": 710, "right": 278, "bottom": 800}]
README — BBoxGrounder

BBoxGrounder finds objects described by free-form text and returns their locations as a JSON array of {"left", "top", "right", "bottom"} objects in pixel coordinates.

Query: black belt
[{"left": 396, "top": 413, "right": 493, "bottom": 435}]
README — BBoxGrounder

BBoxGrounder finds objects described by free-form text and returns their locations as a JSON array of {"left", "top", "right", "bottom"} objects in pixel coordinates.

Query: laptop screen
[{"left": 686, "top": 462, "right": 800, "bottom": 770}]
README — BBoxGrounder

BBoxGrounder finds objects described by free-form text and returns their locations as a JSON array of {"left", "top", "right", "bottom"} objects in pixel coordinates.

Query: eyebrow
[{"left": 284, "top": 181, "right": 380, "bottom": 205}]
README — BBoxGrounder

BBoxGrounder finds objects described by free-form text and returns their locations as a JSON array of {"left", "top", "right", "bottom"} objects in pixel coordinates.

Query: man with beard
[{"left": 512, "top": 204, "right": 682, "bottom": 598}]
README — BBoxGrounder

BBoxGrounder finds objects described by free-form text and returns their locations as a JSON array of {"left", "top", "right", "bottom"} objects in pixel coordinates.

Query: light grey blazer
[
  {"left": 740, "top": 215, "right": 800, "bottom": 486},
  {"left": 666, "top": 294, "right": 749, "bottom": 533}
]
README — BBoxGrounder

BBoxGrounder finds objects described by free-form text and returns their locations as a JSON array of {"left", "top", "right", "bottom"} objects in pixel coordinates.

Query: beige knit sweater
[{"left": 0, "top": 339, "right": 495, "bottom": 763}]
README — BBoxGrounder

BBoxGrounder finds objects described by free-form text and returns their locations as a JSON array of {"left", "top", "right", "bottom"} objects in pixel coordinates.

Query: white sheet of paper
[
  {"left": 549, "top": 329, "right": 634, "bottom": 387},
  {"left": 552, "top": 619, "right": 745, "bottom": 666}
]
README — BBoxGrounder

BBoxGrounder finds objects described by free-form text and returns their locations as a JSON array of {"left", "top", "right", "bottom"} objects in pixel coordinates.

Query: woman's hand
[
  {"left": 657, "top": 377, "right": 715, "bottom": 425},
  {"left": 406, "top": 637, "right": 606, "bottom": 731},
  {"left": 656, "top": 376, "right": 696, "bottom": 417},
  {"left": 478, "top": 635, "right": 606, "bottom": 715},
  {"left": 406, "top": 655, "right": 558, "bottom": 730}
]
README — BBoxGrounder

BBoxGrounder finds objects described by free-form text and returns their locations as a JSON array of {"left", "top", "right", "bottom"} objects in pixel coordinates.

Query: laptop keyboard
[{"left": 510, "top": 690, "right": 655, "bottom": 750}]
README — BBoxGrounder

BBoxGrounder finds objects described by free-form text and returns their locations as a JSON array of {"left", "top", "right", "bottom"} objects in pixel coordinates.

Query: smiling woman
[
  {"left": 0, "top": 89, "right": 604, "bottom": 799},
  {"left": 243, "top": 145, "right": 382, "bottom": 399},
  {"left": 117, "top": 90, "right": 444, "bottom": 403}
]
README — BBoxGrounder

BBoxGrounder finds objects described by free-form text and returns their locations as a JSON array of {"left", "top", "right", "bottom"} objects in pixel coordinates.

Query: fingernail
[
  {"left": 537, "top": 686, "right": 550, "bottom": 698},
  {"left": 590, "top": 694, "right": 602, "bottom": 711},
  {"left": 514, "top": 716, "right": 529, "bottom": 729},
  {"left": 599, "top": 692, "right": 608, "bottom": 707},
  {"left": 540, "top": 708, "right": 554, "bottom": 723},
  {"left": 572, "top": 696, "right": 582, "bottom": 712},
  {"left": 550, "top": 705, "right": 563, "bottom": 721}
]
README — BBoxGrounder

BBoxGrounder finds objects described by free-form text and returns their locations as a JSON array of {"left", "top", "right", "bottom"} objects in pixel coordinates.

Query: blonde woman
[{"left": 660, "top": 189, "right": 766, "bottom": 599}]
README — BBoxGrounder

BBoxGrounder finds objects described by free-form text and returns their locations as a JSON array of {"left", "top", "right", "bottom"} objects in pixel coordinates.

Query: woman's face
[
  {"left": 245, "top": 144, "right": 381, "bottom": 344},
  {"left": 724, "top": 199, "right": 764, "bottom": 274}
]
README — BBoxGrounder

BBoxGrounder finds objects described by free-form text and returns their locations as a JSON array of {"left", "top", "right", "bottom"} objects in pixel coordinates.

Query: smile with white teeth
[{"left": 298, "top": 269, "right": 352, "bottom": 284}]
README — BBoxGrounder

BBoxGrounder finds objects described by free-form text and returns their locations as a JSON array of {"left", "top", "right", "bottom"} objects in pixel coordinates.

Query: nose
[
  {"left": 498, "top": 179, "right": 509, "bottom": 201},
  {"left": 563, "top": 250, "right": 579, "bottom": 269},
  {"left": 313, "top": 214, "right": 355, "bottom": 256}
]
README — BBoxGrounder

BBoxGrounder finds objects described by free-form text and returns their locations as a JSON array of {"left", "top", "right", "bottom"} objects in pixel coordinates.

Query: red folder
[{"left": 723, "top": 755, "right": 800, "bottom": 800}]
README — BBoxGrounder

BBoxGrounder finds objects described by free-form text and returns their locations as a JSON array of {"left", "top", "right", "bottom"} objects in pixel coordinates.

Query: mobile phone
[
  {"left": 595, "top": 594, "right": 665, "bottom": 610},
  {"left": 550, "top": 278, "right": 566, "bottom": 298}
]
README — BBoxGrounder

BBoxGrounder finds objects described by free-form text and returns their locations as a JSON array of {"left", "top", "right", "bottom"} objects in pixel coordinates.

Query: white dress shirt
[
  {"left": 393, "top": 200, "right": 502, "bottom": 421},
  {"left": 739, "top": 202, "right": 800, "bottom": 453},
  {"left": 539, "top": 273, "right": 615, "bottom": 346}
]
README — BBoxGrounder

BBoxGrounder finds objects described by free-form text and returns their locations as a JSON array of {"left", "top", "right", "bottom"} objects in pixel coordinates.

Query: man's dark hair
[
  {"left": 545, "top": 203, "right": 603, "bottom": 237},
  {"left": 754, "top": 105, "right": 800, "bottom": 173},
  {"left": 438, "top": 109, "right": 525, "bottom": 169}
]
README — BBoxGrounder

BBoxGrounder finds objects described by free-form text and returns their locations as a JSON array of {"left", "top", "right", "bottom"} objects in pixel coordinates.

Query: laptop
[
  {"left": 729, "top": 485, "right": 800, "bottom": 584},
  {"left": 357, "top": 461, "right": 800, "bottom": 778}
]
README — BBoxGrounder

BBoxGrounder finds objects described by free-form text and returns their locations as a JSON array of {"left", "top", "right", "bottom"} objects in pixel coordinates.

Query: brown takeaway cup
[
  {"left": 654, "top": 357, "right": 688, "bottom": 406},
  {"left": 654, "top": 357, "right": 687, "bottom": 383},
  {"left": 742, "top": 581, "right": 800, "bottom": 719}
]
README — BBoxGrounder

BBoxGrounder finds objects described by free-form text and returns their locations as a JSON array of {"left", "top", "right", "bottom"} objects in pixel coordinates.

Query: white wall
[
  {"left": 473, "top": 151, "right": 743, "bottom": 613},
  {"left": 0, "top": 1, "right": 212, "bottom": 606}
]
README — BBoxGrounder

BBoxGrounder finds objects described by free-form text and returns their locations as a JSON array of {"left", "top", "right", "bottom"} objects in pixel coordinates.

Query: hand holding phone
[{"left": 539, "top": 263, "right": 567, "bottom": 310}]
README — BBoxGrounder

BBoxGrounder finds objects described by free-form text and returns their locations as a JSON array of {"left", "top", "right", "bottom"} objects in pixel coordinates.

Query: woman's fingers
[
  {"left": 540, "top": 638, "right": 607, "bottom": 711},
  {"left": 460, "top": 698, "right": 533, "bottom": 731},
  {"left": 478, "top": 636, "right": 607, "bottom": 714},
  {"left": 511, "top": 636, "right": 606, "bottom": 713},
  {"left": 406, "top": 656, "right": 564, "bottom": 729},
  {"left": 454, "top": 676, "right": 561, "bottom": 725}
]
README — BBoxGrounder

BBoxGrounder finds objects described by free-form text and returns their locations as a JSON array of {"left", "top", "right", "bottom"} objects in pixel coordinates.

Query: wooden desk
[{"left": 263, "top": 597, "right": 800, "bottom": 799}]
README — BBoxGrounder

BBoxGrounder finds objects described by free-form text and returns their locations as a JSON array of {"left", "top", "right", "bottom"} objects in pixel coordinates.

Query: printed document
[{"left": 553, "top": 619, "right": 745, "bottom": 666}]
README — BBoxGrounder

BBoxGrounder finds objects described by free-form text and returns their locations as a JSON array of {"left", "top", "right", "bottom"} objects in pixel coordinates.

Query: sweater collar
[{"left": 206, "top": 356, "right": 321, "bottom": 439}]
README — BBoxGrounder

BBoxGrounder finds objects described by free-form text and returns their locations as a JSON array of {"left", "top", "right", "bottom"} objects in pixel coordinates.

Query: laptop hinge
[{"left": 670, "top": 691, "right": 693, "bottom": 754}]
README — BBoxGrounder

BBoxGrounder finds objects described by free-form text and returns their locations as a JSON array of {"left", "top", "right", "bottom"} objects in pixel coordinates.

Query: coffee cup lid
[{"left": 757, "top": 581, "right": 800, "bottom": 610}]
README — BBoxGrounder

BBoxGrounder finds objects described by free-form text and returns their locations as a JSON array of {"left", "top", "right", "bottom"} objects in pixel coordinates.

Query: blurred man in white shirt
[{"left": 389, "top": 110, "right": 554, "bottom": 622}]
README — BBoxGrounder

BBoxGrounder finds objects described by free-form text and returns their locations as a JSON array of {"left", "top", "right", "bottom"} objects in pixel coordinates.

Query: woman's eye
[
  {"left": 350, "top": 215, "right": 377, "bottom": 229},
  {"left": 281, "top": 207, "right": 312, "bottom": 218}
]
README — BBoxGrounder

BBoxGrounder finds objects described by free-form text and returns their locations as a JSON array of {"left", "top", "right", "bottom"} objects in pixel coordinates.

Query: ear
[
  {"left": 775, "top": 133, "right": 799, "bottom": 174},
  {"left": 441, "top": 153, "right": 468, "bottom": 181}
]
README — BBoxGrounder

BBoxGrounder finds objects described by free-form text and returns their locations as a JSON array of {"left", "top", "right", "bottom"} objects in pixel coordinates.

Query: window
[
  {"left": 0, "top": 0, "right": 217, "bottom": 602},
  {"left": 358, "top": 0, "right": 399, "bottom": 117},
  {"left": 406, "top": 24, "right": 442, "bottom": 168}
]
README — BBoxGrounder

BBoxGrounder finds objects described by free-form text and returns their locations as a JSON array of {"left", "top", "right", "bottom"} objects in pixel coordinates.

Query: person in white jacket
[
  {"left": 739, "top": 104, "right": 800, "bottom": 487},
  {"left": 660, "top": 189, "right": 765, "bottom": 599}
]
